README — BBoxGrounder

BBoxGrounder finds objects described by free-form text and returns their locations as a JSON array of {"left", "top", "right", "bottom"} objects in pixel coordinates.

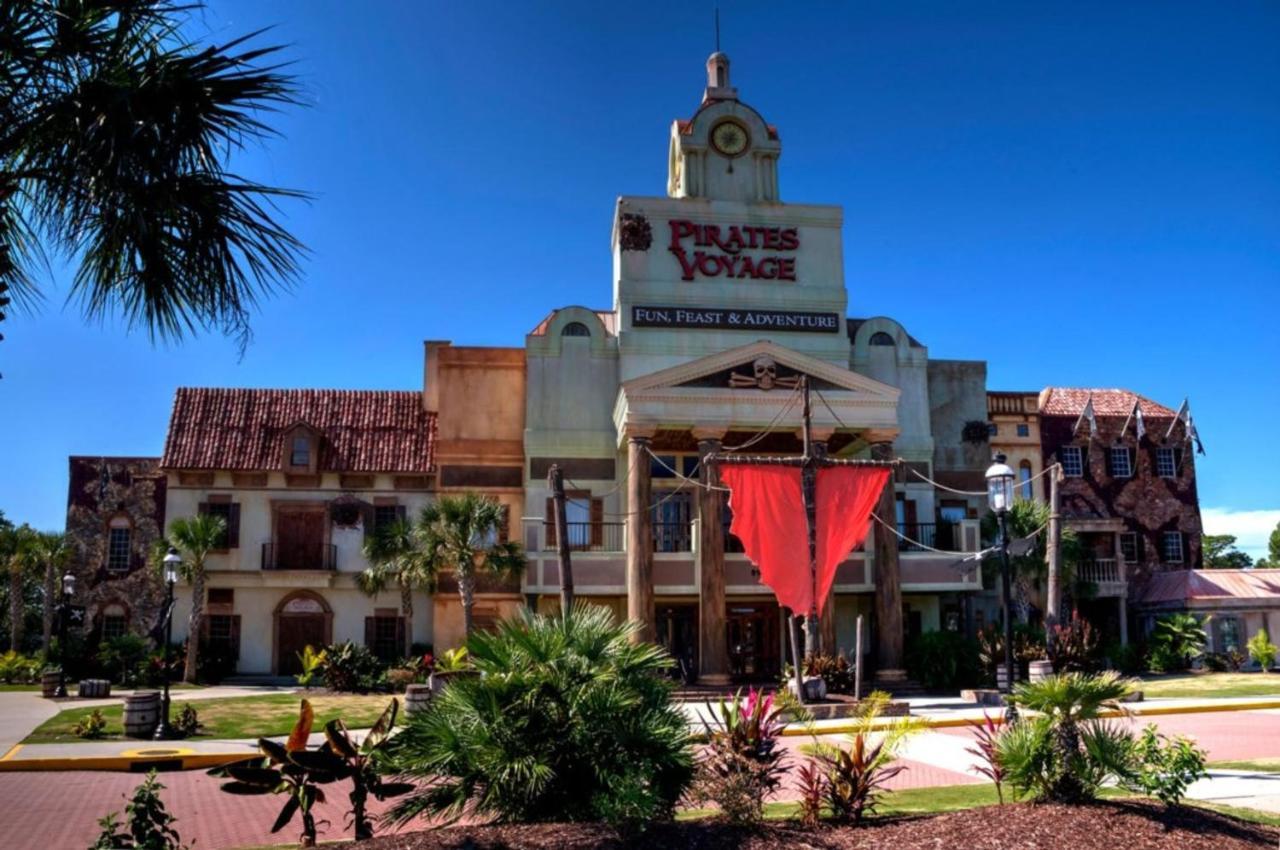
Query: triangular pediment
[{"left": 622, "top": 340, "right": 900, "bottom": 401}]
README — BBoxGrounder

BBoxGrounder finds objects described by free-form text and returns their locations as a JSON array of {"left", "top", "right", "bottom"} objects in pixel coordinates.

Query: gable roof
[
  {"left": 1039, "top": 388, "right": 1178, "bottom": 418},
  {"left": 1136, "top": 569, "right": 1280, "bottom": 606},
  {"left": 161, "top": 388, "right": 437, "bottom": 473}
]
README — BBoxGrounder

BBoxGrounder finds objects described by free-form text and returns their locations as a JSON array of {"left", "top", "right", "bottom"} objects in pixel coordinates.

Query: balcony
[
  {"left": 262, "top": 541, "right": 337, "bottom": 571},
  {"left": 545, "top": 521, "right": 626, "bottom": 553},
  {"left": 897, "top": 522, "right": 960, "bottom": 553},
  {"left": 1079, "top": 558, "right": 1127, "bottom": 596}
]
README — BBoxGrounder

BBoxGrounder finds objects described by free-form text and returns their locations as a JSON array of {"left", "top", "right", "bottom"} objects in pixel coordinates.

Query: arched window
[
  {"left": 107, "top": 516, "right": 132, "bottom": 572},
  {"left": 869, "top": 331, "right": 895, "bottom": 346},
  {"left": 101, "top": 603, "right": 128, "bottom": 639},
  {"left": 561, "top": 321, "right": 591, "bottom": 338},
  {"left": 1019, "top": 461, "right": 1033, "bottom": 501}
]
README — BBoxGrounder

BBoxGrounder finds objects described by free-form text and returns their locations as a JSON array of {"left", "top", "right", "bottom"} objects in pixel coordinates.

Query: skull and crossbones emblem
[{"left": 729, "top": 357, "right": 802, "bottom": 391}]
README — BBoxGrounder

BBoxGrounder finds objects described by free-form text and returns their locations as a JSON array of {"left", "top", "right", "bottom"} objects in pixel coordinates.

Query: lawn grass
[
  {"left": 1136, "top": 671, "right": 1280, "bottom": 699},
  {"left": 0, "top": 684, "right": 41, "bottom": 691},
  {"left": 22, "top": 692, "right": 399, "bottom": 743},
  {"left": 1210, "top": 758, "right": 1280, "bottom": 774}
]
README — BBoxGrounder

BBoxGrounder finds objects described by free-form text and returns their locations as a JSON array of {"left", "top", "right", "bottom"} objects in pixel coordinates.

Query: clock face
[{"left": 711, "top": 120, "right": 749, "bottom": 157}]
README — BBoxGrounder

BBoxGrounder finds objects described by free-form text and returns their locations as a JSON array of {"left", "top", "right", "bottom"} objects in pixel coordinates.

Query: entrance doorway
[
  {"left": 727, "top": 602, "right": 781, "bottom": 681},
  {"left": 274, "top": 591, "right": 332, "bottom": 675},
  {"left": 656, "top": 603, "right": 698, "bottom": 682}
]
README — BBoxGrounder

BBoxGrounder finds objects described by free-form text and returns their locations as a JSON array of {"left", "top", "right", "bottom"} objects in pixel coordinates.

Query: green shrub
[
  {"left": 905, "top": 630, "right": 983, "bottom": 691},
  {"left": 1105, "top": 642, "right": 1146, "bottom": 675},
  {"left": 173, "top": 704, "right": 200, "bottom": 738},
  {"left": 97, "top": 635, "right": 150, "bottom": 686},
  {"left": 1122, "top": 724, "right": 1207, "bottom": 806},
  {"left": 690, "top": 689, "right": 788, "bottom": 823},
  {"left": 1247, "top": 628, "right": 1277, "bottom": 672},
  {"left": 1148, "top": 614, "right": 1207, "bottom": 672},
  {"left": 1047, "top": 618, "right": 1101, "bottom": 673},
  {"left": 0, "top": 650, "right": 41, "bottom": 683},
  {"left": 90, "top": 770, "right": 187, "bottom": 849},
  {"left": 978, "top": 623, "right": 1046, "bottom": 683},
  {"left": 1202, "top": 651, "right": 1229, "bottom": 672},
  {"left": 802, "top": 652, "right": 855, "bottom": 694},
  {"left": 320, "top": 641, "right": 383, "bottom": 692},
  {"left": 382, "top": 604, "right": 693, "bottom": 830},
  {"left": 74, "top": 709, "right": 109, "bottom": 739}
]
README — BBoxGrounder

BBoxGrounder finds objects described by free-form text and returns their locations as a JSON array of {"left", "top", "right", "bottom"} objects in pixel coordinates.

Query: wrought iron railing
[
  {"left": 897, "top": 522, "right": 960, "bottom": 552},
  {"left": 543, "top": 521, "right": 626, "bottom": 552},
  {"left": 652, "top": 521, "right": 694, "bottom": 553},
  {"left": 261, "top": 542, "right": 337, "bottom": 571}
]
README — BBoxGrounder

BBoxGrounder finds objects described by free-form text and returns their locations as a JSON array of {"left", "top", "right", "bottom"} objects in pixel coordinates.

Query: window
[
  {"left": 561, "top": 321, "right": 590, "bottom": 337},
  {"left": 869, "top": 331, "right": 895, "bottom": 346},
  {"left": 1019, "top": 461, "right": 1033, "bottom": 500},
  {"left": 205, "top": 613, "right": 240, "bottom": 660},
  {"left": 107, "top": 518, "right": 132, "bottom": 571},
  {"left": 1016, "top": 423, "right": 1030, "bottom": 438},
  {"left": 373, "top": 504, "right": 406, "bottom": 533},
  {"left": 1162, "top": 531, "right": 1184, "bottom": 563},
  {"left": 1061, "top": 446, "right": 1084, "bottom": 477},
  {"left": 368, "top": 614, "right": 402, "bottom": 663},
  {"left": 201, "top": 501, "right": 239, "bottom": 548},
  {"left": 988, "top": 423, "right": 998, "bottom": 436},
  {"left": 1119, "top": 532, "right": 1139, "bottom": 564},
  {"left": 1156, "top": 447, "right": 1181, "bottom": 478},
  {"left": 1216, "top": 617, "right": 1241, "bottom": 654},
  {"left": 290, "top": 435, "right": 311, "bottom": 467},
  {"left": 1109, "top": 447, "right": 1133, "bottom": 478},
  {"left": 101, "top": 604, "right": 128, "bottom": 639}
]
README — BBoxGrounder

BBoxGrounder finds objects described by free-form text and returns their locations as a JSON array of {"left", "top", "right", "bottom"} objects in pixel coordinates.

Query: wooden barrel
[
  {"left": 78, "top": 679, "right": 111, "bottom": 698},
  {"left": 41, "top": 670, "right": 62, "bottom": 698},
  {"left": 1028, "top": 660, "right": 1054, "bottom": 683},
  {"left": 123, "top": 691, "right": 160, "bottom": 738},
  {"left": 404, "top": 684, "right": 432, "bottom": 715}
]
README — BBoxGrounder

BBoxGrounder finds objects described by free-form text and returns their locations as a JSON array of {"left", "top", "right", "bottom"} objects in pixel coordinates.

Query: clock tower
[{"left": 667, "top": 52, "right": 782, "bottom": 203}]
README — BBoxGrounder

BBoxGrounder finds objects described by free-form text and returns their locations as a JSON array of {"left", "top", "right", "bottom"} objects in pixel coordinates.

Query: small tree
[
  {"left": 165, "top": 514, "right": 227, "bottom": 683},
  {"left": 1148, "top": 613, "right": 1208, "bottom": 672},
  {"left": 34, "top": 532, "right": 71, "bottom": 651},
  {"left": 1247, "top": 628, "right": 1277, "bottom": 672},
  {"left": 1202, "top": 534, "right": 1253, "bottom": 569},
  {"left": 358, "top": 518, "right": 431, "bottom": 657},
  {"left": 0, "top": 518, "right": 38, "bottom": 652}
]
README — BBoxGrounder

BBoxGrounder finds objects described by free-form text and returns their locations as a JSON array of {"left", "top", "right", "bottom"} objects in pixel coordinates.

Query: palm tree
[
  {"left": 32, "top": 532, "right": 71, "bottom": 651},
  {"left": 1, "top": 2, "right": 306, "bottom": 356},
  {"left": 412, "top": 494, "right": 525, "bottom": 640},
  {"left": 982, "top": 499, "right": 1081, "bottom": 622},
  {"left": 359, "top": 518, "right": 433, "bottom": 657},
  {"left": 0, "top": 520, "right": 38, "bottom": 652},
  {"left": 166, "top": 513, "right": 227, "bottom": 683}
]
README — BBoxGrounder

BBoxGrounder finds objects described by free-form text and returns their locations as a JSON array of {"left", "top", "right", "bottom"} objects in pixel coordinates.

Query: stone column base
[{"left": 873, "top": 668, "right": 908, "bottom": 682}]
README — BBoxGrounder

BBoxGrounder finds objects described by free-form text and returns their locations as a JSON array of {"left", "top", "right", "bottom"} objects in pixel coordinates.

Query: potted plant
[{"left": 429, "top": 647, "right": 475, "bottom": 696}]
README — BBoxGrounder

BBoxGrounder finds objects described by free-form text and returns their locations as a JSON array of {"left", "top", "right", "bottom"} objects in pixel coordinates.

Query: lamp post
[
  {"left": 985, "top": 453, "right": 1018, "bottom": 722},
  {"left": 54, "top": 572, "right": 76, "bottom": 698},
  {"left": 154, "top": 548, "right": 181, "bottom": 740}
]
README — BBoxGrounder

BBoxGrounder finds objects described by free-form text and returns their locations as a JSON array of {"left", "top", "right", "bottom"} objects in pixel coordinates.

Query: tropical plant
[
  {"left": 691, "top": 688, "right": 788, "bottom": 823},
  {"left": 905, "top": 630, "right": 983, "bottom": 691},
  {"left": 432, "top": 646, "right": 469, "bottom": 673},
  {"left": 97, "top": 634, "right": 150, "bottom": 686},
  {"left": 1003, "top": 671, "right": 1135, "bottom": 802},
  {"left": 806, "top": 691, "right": 921, "bottom": 824},
  {"left": 965, "top": 712, "right": 1006, "bottom": 804},
  {"left": 174, "top": 704, "right": 200, "bottom": 738},
  {"left": 1247, "top": 628, "right": 1277, "bottom": 672},
  {"left": 1, "top": 2, "right": 307, "bottom": 356},
  {"left": 978, "top": 623, "right": 1046, "bottom": 683},
  {"left": 295, "top": 645, "right": 326, "bottom": 689},
  {"left": 1147, "top": 613, "right": 1207, "bottom": 672},
  {"left": 31, "top": 532, "right": 70, "bottom": 651},
  {"left": 210, "top": 701, "right": 340, "bottom": 848},
  {"left": 1046, "top": 616, "right": 1101, "bottom": 673},
  {"left": 90, "top": 770, "right": 188, "bottom": 850},
  {"left": 74, "top": 708, "right": 109, "bottom": 739},
  {"left": 802, "top": 652, "right": 855, "bottom": 694},
  {"left": 412, "top": 494, "right": 526, "bottom": 637},
  {"left": 981, "top": 500, "right": 1083, "bottom": 620},
  {"left": 318, "top": 641, "right": 382, "bottom": 693},
  {"left": 318, "top": 700, "right": 414, "bottom": 840},
  {"left": 0, "top": 649, "right": 40, "bottom": 683},
  {"left": 382, "top": 604, "right": 693, "bottom": 829},
  {"left": 164, "top": 513, "right": 227, "bottom": 683},
  {"left": 0, "top": 517, "right": 38, "bottom": 652},
  {"left": 795, "top": 758, "right": 827, "bottom": 827},
  {"left": 1104, "top": 641, "right": 1146, "bottom": 674},
  {"left": 359, "top": 518, "right": 430, "bottom": 658},
  {"left": 1123, "top": 724, "right": 1207, "bottom": 806}
]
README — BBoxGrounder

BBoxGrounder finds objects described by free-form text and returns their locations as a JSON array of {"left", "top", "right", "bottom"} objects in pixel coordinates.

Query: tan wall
[
  {"left": 427, "top": 343, "right": 526, "bottom": 454},
  {"left": 432, "top": 594, "right": 526, "bottom": 652}
]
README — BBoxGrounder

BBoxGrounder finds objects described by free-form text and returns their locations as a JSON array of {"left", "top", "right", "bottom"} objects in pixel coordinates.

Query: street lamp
[
  {"left": 154, "top": 547, "right": 181, "bottom": 740},
  {"left": 985, "top": 453, "right": 1018, "bottom": 720},
  {"left": 54, "top": 572, "right": 76, "bottom": 698}
]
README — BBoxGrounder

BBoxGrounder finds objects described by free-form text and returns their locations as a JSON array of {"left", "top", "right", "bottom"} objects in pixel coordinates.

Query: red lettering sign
[{"left": 666, "top": 219, "right": 799, "bottom": 282}]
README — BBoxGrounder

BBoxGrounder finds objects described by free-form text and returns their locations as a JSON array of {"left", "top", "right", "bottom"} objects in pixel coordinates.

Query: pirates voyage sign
[
  {"left": 632, "top": 305, "right": 839, "bottom": 333},
  {"left": 668, "top": 220, "right": 799, "bottom": 282}
]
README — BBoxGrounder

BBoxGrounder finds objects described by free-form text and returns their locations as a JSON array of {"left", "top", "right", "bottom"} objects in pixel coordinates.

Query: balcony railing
[
  {"left": 262, "top": 541, "right": 337, "bottom": 571},
  {"left": 1079, "top": 558, "right": 1121, "bottom": 584},
  {"left": 652, "top": 521, "right": 693, "bottom": 553},
  {"left": 544, "top": 521, "right": 626, "bottom": 553},
  {"left": 897, "top": 522, "right": 959, "bottom": 552}
]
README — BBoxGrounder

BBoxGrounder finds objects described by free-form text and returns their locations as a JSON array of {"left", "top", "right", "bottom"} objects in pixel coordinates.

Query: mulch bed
[{"left": 350, "top": 800, "right": 1277, "bottom": 849}]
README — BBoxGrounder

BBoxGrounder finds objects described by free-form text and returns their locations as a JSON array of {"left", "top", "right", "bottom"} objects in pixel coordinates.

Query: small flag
[
  {"left": 1135, "top": 403, "right": 1145, "bottom": 444},
  {"left": 1186, "top": 410, "right": 1205, "bottom": 455},
  {"left": 1074, "top": 394, "right": 1097, "bottom": 438}
]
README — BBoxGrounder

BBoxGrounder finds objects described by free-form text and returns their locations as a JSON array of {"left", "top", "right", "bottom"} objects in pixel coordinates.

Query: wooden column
[
  {"left": 811, "top": 438, "right": 838, "bottom": 654},
  {"left": 696, "top": 436, "right": 729, "bottom": 683},
  {"left": 626, "top": 434, "right": 655, "bottom": 644},
  {"left": 871, "top": 441, "right": 905, "bottom": 674}
]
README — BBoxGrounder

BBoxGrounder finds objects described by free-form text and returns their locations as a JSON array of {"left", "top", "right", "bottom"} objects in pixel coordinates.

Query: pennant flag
[
  {"left": 720, "top": 464, "right": 889, "bottom": 616},
  {"left": 1135, "top": 403, "right": 1146, "bottom": 444},
  {"left": 1074, "top": 394, "right": 1097, "bottom": 438},
  {"left": 1186, "top": 410, "right": 1205, "bottom": 455}
]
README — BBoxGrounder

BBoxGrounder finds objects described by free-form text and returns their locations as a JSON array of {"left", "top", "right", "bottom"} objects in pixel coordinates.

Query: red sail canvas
[{"left": 722, "top": 464, "right": 890, "bottom": 616}]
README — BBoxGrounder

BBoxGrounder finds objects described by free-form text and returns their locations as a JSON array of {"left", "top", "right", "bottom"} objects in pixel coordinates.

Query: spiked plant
[
  {"left": 692, "top": 688, "right": 789, "bottom": 822},
  {"left": 319, "top": 700, "right": 414, "bottom": 840},
  {"left": 965, "top": 712, "right": 1006, "bottom": 804}
]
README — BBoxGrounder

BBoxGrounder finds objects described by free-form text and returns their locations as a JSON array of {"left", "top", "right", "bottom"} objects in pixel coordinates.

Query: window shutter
[
  {"left": 545, "top": 498, "right": 556, "bottom": 547},
  {"left": 590, "top": 498, "right": 604, "bottom": 547},
  {"left": 499, "top": 505, "right": 510, "bottom": 544},
  {"left": 228, "top": 503, "right": 241, "bottom": 549},
  {"left": 360, "top": 502, "right": 376, "bottom": 540},
  {"left": 1174, "top": 448, "right": 1185, "bottom": 474},
  {"left": 1128, "top": 448, "right": 1137, "bottom": 476},
  {"left": 364, "top": 617, "right": 375, "bottom": 648},
  {"left": 230, "top": 616, "right": 242, "bottom": 660},
  {"left": 396, "top": 617, "right": 407, "bottom": 654}
]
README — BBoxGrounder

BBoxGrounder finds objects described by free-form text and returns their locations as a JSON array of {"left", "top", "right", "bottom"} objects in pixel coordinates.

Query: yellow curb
[
  {"left": 0, "top": 750, "right": 247, "bottom": 772},
  {"left": 0, "top": 744, "right": 22, "bottom": 762},
  {"left": 779, "top": 698, "right": 1280, "bottom": 737}
]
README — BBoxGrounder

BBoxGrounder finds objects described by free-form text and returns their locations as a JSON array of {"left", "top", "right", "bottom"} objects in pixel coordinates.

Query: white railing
[{"left": 1080, "top": 558, "right": 1121, "bottom": 584}]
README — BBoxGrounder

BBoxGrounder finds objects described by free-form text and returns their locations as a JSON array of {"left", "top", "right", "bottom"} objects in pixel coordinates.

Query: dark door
[
  {"left": 727, "top": 603, "right": 781, "bottom": 681},
  {"left": 656, "top": 603, "right": 698, "bottom": 682},
  {"left": 278, "top": 614, "right": 327, "bottom": 675},
  {"left": 277, "top": 510, "right": 326, "bottom": 569}
]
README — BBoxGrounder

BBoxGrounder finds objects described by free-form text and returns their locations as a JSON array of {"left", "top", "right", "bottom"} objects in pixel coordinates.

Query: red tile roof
[
  {"left": 161, "top": 388, "right": 437, "bottom": 473},
  {"left": 1136, "top": 569, "right": 1280, "bottom": 605},
  {"left": 1039, "top": 388, "right": 1178, "bottom": 418}
]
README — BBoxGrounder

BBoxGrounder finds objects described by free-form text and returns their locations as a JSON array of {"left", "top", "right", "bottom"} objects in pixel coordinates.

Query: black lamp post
[
  {"left": 154, "top": 547, "right": 180, "bottom": 740},
  {"left": 985, "top": 453, "right": 1018, "bottom": 722},
  {"left": 54, "top": 572, "right": 76, "bottom": 698}
]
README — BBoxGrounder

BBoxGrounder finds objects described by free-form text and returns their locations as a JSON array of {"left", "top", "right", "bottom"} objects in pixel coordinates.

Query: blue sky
[{"left": 2, "top": 1, "right": 1278, "bottom": 556}]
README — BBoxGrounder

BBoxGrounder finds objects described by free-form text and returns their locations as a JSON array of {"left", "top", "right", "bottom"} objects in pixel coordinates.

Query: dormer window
[
  {"left": 869, "top": 331, "right": 895, "bottom": 346},
  {"left": 291, "top": 435, "right": 311, "bottom": 467}
]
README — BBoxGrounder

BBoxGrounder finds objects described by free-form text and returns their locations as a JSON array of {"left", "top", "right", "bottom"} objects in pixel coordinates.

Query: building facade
[
  {"left": 62, "top": 54, "right": 1206, "bottom": 677},
  {"left": 987, "top": 391, "right": 1044, "bottom": 503}
]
